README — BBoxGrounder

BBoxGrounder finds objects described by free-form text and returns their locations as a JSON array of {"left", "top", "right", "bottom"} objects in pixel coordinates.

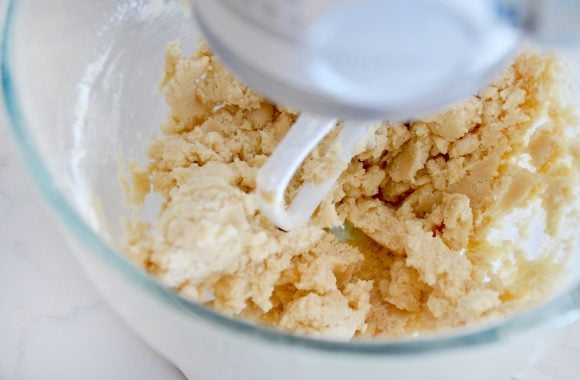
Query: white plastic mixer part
[
  {"left": 193, "top": 0, "right": 522, "bottom": 120},
  {"left": 256, "top": 115, "right": 377, "bottom": 231}
]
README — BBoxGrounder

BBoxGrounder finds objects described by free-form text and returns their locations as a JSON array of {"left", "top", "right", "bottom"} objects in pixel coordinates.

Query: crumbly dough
[{"left": 124, "top": 41, "right": 580, "bottom": 339}]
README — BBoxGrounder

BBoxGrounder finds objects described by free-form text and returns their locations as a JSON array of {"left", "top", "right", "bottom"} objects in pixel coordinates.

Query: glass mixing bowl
[{"left": 1, "top": 0, "right": 579, "bottom": 379}]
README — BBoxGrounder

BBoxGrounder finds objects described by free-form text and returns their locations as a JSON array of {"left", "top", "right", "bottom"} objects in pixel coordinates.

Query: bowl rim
[{"left": 1, "top": 0, "right": 579, "bottom": 356}]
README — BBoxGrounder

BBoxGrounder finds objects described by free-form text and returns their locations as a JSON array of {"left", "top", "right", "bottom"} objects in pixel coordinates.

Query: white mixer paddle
[{"left": 256, "top": 114, "right": 376, "bottom": 231}]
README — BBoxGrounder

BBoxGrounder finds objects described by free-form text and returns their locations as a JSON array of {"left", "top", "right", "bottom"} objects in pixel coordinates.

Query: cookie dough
[{"left": 124, "top": 41, "right": 580, "bottom": 339}]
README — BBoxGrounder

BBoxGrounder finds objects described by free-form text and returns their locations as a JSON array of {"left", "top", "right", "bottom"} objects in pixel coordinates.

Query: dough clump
[{"left": 125, "top": 41, "right": 580, "bottom": 339}]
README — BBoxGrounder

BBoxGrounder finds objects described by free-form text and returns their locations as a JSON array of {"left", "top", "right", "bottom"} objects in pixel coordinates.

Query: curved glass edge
[{"left": 1, "top": 0, "right": 579, "bottom": 356}]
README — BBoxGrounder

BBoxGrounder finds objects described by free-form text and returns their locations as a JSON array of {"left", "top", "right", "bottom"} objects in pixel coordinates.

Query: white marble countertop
[{"left": 1, "top": 123, "right": 579, "bottom": 380}]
